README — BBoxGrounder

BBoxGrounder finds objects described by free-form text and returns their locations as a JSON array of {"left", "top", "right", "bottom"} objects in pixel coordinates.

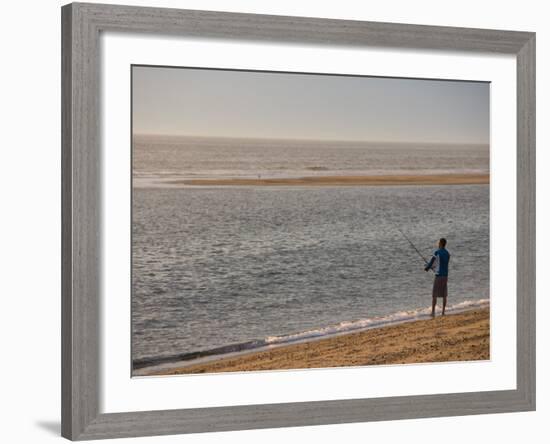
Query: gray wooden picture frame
[{"left": 61, "top": 2, "right": 536, "bottom": 440}]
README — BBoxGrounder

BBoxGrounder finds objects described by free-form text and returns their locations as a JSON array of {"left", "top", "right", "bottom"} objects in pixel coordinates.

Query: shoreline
[
  {"left": 139, "top": 307, "right": 490, "bottom": 376},
  {"left": 167, "top": 173, "right": 489, "bottom": 187}
]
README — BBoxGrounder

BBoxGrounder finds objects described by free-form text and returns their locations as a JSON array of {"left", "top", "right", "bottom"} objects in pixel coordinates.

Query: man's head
[{"left": 439, "top": 238, "right": 447, "bottom": 248}]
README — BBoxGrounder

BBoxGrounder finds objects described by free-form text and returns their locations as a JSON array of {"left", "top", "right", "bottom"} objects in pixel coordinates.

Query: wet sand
[
  {"left": 171, "top": 173, "right": 489, "bottom": 187},
  {"left": 148, "top": 308, "right": 490, "bottom": 376}
]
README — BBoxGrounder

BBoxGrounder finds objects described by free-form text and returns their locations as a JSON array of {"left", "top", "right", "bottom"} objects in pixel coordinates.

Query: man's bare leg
[
  {"left": 431, "top": 297, "right": 437, "bottom": 317},
  {"left": 442, "top": 296, "right": 447, "bottom": 316}
]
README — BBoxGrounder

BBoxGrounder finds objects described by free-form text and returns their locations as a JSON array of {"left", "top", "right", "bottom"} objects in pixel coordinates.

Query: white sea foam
[{"left": 264, "top": 299, "right": 489, "bottom": 346}]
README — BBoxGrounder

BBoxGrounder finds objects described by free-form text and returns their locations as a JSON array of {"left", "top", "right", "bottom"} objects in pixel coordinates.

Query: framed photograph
[{"left": 61, "top": 2, "right": 535, "bottom": 440}]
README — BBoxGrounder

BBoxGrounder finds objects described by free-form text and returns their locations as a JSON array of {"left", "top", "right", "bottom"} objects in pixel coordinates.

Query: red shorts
[{"left": 432, "top": 276, "right": 448, "bottom": 298}]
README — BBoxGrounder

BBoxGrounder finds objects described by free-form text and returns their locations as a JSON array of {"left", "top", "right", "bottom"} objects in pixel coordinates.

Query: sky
[{"left": 132, "top": 66, "right": 489, "bottom": 145}]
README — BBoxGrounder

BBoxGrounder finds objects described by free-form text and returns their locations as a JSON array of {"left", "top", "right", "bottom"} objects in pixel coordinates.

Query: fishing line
[{"left": 383, "top": 209, "right": 434, "bottom": 272}]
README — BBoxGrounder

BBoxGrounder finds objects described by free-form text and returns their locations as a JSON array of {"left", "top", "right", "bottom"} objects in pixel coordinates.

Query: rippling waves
[{"left": 132, "top": 185, "right": 489, "bottom": 368}]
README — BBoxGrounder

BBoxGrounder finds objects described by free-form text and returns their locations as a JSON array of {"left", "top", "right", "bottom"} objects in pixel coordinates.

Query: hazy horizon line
[{"left": 132, "top": 133, "right": 489, "bottom": 147}]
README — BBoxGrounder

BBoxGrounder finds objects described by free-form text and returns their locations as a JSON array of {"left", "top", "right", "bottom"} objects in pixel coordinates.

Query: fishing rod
[
  {"left": 396, "top": 226, "right": 431, "bottom": 264},
  {"left": 383, "top": 211, "right": 434, "bottom": 272}
]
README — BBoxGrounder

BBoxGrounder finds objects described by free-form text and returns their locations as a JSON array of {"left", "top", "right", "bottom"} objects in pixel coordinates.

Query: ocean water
[
  {"left": 131, "top": 136, "right": 490, "bottom": 371},
  {"left": 133, "top": 135, "right": 489, "bottom": 186}
]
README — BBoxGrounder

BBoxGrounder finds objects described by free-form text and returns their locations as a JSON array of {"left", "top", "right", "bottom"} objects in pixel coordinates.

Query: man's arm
[{"left": 425, "top": 253, "right": 436, "bottom": 271}]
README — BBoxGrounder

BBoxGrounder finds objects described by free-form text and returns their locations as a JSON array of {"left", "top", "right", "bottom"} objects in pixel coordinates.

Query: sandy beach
[
  {"left": 171, "top": 173, "right": 489, "bottom": 187},
  {"left": 146, "top": 308, "right": 489, "bottom": 376}
]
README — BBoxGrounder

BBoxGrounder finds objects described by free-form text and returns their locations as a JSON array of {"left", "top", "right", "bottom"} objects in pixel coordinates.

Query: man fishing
[{"left": 425, "top": 238, "right": 451, "bottom": 317}]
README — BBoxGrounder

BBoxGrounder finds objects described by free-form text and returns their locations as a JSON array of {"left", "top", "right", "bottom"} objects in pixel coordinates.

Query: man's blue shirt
[{"left": 426, "top": 248, "right": 450, "bottom": 276}]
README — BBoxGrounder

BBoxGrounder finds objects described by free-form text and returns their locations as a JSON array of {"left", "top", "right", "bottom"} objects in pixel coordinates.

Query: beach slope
[{"left": 148, "top": 308, "right": 490, "bottom": 376}]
